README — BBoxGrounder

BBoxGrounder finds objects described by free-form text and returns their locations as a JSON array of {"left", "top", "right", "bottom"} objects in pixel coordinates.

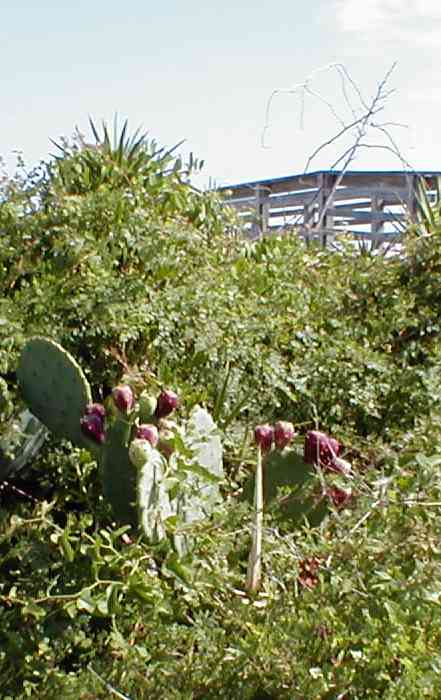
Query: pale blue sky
[{"left": 1, "top": 0, "right": 440, "bottom": 186}]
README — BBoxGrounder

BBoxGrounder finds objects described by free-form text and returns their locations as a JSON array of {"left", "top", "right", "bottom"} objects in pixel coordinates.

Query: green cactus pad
[
  {"left": 17, "top": 337, "right": 92, "bottom": 446},
  {"left": 244, "top": 448, "right": 328, "bottom": 526},
  {"left": 100, "top": 418, "right": 137, "bottom": 526}
]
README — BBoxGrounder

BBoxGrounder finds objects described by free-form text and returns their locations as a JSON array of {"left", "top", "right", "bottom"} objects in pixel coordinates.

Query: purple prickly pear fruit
[
  {"left": 112, "top": 385, "right": 134, "bottom": 415},
  {"left": 274, "top": 421, "right": 296, "bottom": 450},
  {"left": 136, "top": 423, "right": 159, "bottom": 448},
  {"left": 254, "top": 424, "right": 274, "bottom": 453},
  {"left": 157, "top": 420, "right": 177, "bottom": 459},
  {"left": 80, "top": 413, "right": 105, "bottom": 444},
  {"left": 304, "top": 430, "right": 340, "bottom": 468},
  {"left": 85, "top": 403, "right": 106, "bottom": 420},
  {"left": 155, "top": 389, "right": 179, "bottom": 420},
  {"left": 327, "top": 486, "right": 352, "bottom": 508}
]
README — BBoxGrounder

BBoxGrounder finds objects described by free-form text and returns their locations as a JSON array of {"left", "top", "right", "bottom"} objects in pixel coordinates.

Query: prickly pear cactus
[
  {"left": 100, "top": 417, "right": 137, "bottom": 525},
  {"left": 16, "top": 337, "right": 225, "bottom": 550},
  {"left": 17, "top": 337, "right": 92, "bottom": 447},
  {"left": 244, "top": 448, "right": 329, "bottom": 527}
]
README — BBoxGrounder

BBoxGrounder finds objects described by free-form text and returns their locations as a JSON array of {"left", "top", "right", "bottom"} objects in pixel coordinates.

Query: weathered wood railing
[{"left": 218, "top": 170, "right": 441, "bottom": 245}]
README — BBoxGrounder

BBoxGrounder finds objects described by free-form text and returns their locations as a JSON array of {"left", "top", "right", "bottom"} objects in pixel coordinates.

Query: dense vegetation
[{"left": 1, "top": 123, "right": 441, "bottom": 698}]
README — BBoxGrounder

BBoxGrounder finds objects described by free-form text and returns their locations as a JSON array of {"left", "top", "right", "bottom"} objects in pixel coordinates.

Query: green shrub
[{"left": 2, "top": 126, "right": 441, "bottom": 698}]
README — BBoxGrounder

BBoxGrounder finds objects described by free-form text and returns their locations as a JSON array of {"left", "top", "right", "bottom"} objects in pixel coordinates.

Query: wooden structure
[{"left": 219, "top": 170, "right": 441, "bottom": 245}]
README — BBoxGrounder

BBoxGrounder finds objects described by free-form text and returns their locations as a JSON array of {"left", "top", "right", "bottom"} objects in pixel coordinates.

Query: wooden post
[
  {"left": 252, "top": 185, "right": 271, "bottom": 237},
  {"left": 317, "top": 172, "right": 334, "bottom": 246},
  {"left": 405, "top": 174, "right": 418, "bottom": 224},
  {"left": 371, "top": 194, "right": 385, "bottom": 240},
  {"left": 302, "top": 202, "right": 315, "bottom": 245}
]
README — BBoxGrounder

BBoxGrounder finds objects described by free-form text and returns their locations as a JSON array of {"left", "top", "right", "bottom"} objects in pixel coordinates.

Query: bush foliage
[{"left": 1, "top": 124, "right": 441, "bottom": 698}]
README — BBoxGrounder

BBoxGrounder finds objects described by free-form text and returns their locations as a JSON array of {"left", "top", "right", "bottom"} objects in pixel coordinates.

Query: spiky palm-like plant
[{"left": 48, "top": 116, "right": 203, "bottom": 195}]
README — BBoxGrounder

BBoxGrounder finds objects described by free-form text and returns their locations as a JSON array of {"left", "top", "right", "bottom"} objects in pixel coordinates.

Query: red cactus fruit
[
  {"left": 327, "top": 486, "right": 352, "bottom": 508},
  {"left": 85, "top": 403, "right": 106, "bottom": 420},
  {"left": 304, "top": 430, "right": 340, "bottom": 468},
  {"left": 112, "top": 385, "right": 134, "bottom": 415},
  {"left": 155, "top": 389, "right": 179, "bottom": 420},
  {"left": 254, "top": 424, "right": 274, "bottom": 453},
  {"left": 156, "top": 420, "right": 177, "bottom": 459},
  {"left": 298, "top": 556, "right": 321, "bottom": 589},
  {"left": 136, "top": 423, "right": 159, "bottom": 448},
  {"left": 274, "top": 420, "right": 296, "bottom": 450},
  {"left": 80, "top": 413, "right": 105, "bottom": 444}
]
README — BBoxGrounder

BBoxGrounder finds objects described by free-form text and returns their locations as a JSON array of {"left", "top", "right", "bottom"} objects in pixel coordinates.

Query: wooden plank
[
  {"left": 326, "top": 201, "right": 374, "bottom": 213},
  {"left": 218, "top": 169, "right": 441, "bottom": 197},
  {"left": 329, "top": 210, "right": 405, "bottom": 223},
  {"left": 267, "top": 191, "right": 321, "bottom": 208},
  {"left": 331, "top": 187, "right": 408, "bottom": 203},
  {"left": 220, "top": 169, "right": 441, "bottom": 244},
  {"left": 225, "top": 186, "right": 409, "bottom": 209},
  {"left": 268, "top": 206, "right": 309, "bottom": 217}
]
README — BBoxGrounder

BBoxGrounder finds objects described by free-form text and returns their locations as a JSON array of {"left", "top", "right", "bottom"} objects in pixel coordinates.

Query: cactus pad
[
  {"left": 244, "top": 448, "right": 329, "bottom": 527},
  {"left": 17, "top": 337, "right": 92, "bottom": 446},
  {"left": 100, "top": 418, "right": 137, "bottom": 525}
]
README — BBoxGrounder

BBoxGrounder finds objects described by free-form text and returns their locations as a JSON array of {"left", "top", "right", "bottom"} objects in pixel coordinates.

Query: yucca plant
[
  {"left": 47, "top": 115, "right": 204, "bottom": 195},
  {"left": 411, "top": 175, "right": 441, "bottom": 237}
]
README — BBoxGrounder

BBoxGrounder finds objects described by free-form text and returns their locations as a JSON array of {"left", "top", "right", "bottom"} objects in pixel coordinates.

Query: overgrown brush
[{"left": 1, "top": 125, "right": 441, "bottom": 698}]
